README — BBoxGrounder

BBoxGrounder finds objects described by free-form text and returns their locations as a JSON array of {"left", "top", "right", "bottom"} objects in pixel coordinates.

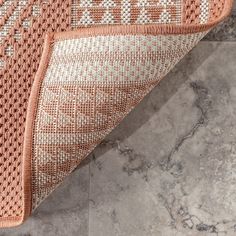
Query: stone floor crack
[
  {"left": 159, "top": 81, "right": 211, "bottom": 172},
  {"left": 158, "top": 193, "right": 177, "bottom": 228}
]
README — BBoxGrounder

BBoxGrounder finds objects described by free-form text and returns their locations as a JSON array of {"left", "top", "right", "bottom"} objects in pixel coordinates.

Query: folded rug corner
[{"left": 0, "top": 0, "right": 233, "bottom": 227}]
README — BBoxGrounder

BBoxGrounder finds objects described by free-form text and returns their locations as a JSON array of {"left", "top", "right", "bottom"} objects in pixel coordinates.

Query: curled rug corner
[{"left": 0, "top": 0, "right": 233, "bottom": 228}]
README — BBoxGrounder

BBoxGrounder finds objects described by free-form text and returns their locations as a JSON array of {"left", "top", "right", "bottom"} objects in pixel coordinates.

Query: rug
[{"left": 0, "top": 0, "right": 233, "bottom": 227}]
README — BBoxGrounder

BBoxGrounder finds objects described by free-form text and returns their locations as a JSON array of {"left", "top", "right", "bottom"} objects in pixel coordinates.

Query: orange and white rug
[{"left": 0, "top": 0, "right": 233, "bottom": 227}]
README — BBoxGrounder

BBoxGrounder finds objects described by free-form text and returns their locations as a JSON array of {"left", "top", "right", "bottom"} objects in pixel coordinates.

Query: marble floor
[{"left": 1, "top": 6, "right": 236, "bottom": 236}]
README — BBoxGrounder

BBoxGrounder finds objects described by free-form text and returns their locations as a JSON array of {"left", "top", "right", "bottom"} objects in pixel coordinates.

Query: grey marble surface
[
  {"left": 1, "top": 11, "right": 236, "bottom": 236},
  {"left": 203, "top": 1, "right": 236, "bottom": 41}
]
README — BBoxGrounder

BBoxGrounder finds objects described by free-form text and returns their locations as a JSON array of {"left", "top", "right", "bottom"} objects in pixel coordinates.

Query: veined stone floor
[{"left": 1, "top": 4, "right": 236, "bottom": 236}]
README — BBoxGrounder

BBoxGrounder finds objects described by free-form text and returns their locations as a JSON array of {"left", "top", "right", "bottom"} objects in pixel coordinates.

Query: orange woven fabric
[{"left": 0, "top": 0, "right": 233, "bottom": 227}]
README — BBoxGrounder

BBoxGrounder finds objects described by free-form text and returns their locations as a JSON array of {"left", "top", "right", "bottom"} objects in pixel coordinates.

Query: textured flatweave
[{"left": 0, "top": 0, "right": 233, "bottom": 227}]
